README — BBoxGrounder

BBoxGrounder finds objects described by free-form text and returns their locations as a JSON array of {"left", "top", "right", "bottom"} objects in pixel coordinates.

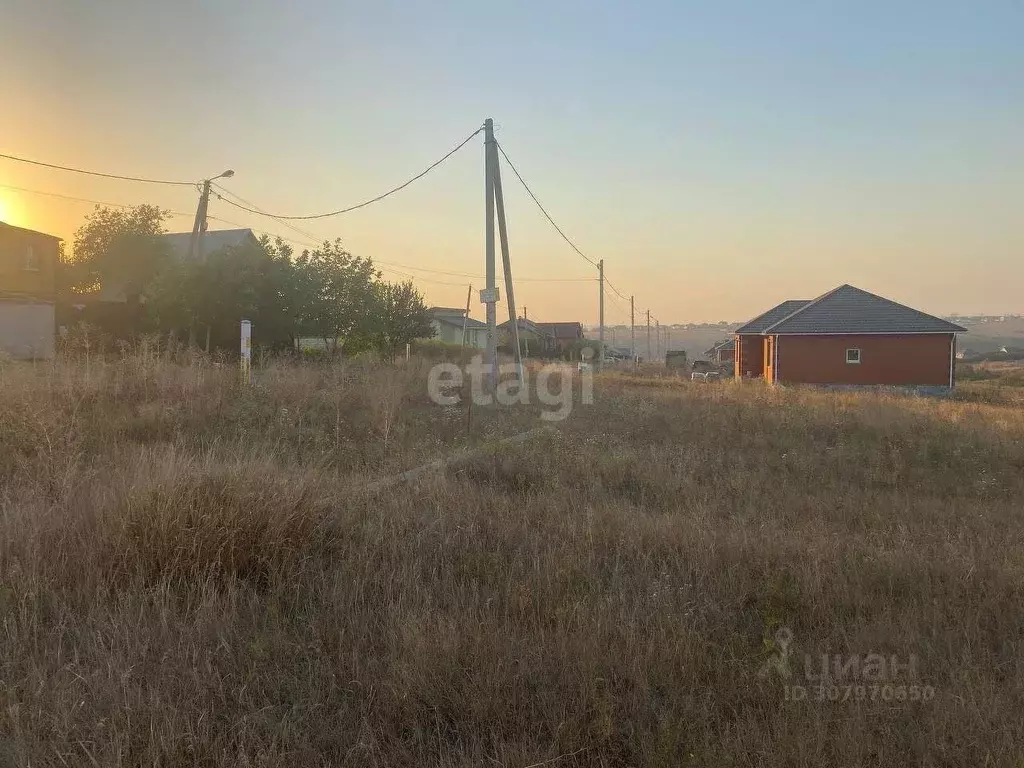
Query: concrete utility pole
[
  {"left": 188, "top": 181, "right": 212, "bottom": 264},
  {"left": 461, "top": 283, "right": 472, "bottom": 351},
  {"left": 646, "top": 309, "right": 652, "bottom": 362},
  {"left": 598, "top": 259, "right": 605, "bottom": 370},
  {"left": 189, "top": 169, "right": 235, "bottom": 262},
  {"left": 656, "top": 319, "right": 661, "bottom": 361},
  {"left": 630, "top": 295, "right": 636, "bottom": 366},
  {"left": 490, "top": 124, "right": 523, "bottom": 382},
  {"left": 188, "top": 168, "right": 234, "bottom": 348},
  {"left": 483, "top": 119, "right": 498, "bottom": 394}
]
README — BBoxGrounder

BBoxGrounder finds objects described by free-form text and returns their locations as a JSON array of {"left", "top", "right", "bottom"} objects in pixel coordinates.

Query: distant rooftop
[{"left": 0, "top": 221, "right": 62, "bottom": 241}]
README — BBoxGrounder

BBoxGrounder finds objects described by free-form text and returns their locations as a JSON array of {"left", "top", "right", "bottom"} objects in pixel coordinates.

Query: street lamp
[{"left": 189, "top": 169, "right": 236, "bottom": 261}]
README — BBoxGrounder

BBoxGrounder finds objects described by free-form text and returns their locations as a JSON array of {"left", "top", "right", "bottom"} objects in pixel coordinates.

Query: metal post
[
  {"left": 646, "top": 309, "right": 651, "bottom": 362},
  {"left": 483, "top": 119, "right": 497, "bottom": 394},
  {"left": 630, "top": 296, "right": 636, "bottom": 365},
  {"left": 598, "top": 259, "right": 604, "bottom": 370},
  {"left": 240, "top": 319, "right": 252, "bottom": 384},
  {"left": 491, "top": 141, "right": 524, "bottom": 383}
]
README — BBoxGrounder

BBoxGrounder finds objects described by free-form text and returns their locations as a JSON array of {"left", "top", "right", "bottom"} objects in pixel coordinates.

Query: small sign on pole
[
  {"left": 479, "top": 286, "right": 501, "bottom": 304},
  {"left": 240, "top": 319, "right": 252, "bottom": 384}
]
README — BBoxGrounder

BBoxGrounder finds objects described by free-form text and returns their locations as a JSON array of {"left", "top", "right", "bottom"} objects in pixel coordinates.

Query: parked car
[{"left": 691, "top": 370, "right": 722, "bottom": 381}]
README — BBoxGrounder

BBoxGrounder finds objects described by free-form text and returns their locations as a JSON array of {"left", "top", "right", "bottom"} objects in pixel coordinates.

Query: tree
[
  {"left": 67, "top": 204, "right": 170, "bottom": 297},
  {"left": 147, "top": 237, "right": 298, "bottom": 352},
  {"left": 292, "top": 240, "right": 378, "bottom": 356},
  {"left": 369, "top": 280, "right": 434, "bottom": 361}
]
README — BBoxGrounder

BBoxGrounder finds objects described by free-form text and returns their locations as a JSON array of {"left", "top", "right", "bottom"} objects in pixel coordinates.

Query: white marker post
[{"left": 240, "top": 319, "right": 252, "bottom": 385}]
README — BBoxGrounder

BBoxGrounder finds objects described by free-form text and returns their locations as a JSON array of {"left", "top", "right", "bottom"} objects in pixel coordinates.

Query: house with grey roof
[
  {"left": 734, "top": 284, "right": 967, "bottom": 388},
  {"left": 428, "top": 306, "right": 487, "bottom": 349},
  {"left": 98, "top": 228, "right": 260, "bottom": 303},
  {"left": 535, "top": 321, "right": 584, "bottom": 353}
]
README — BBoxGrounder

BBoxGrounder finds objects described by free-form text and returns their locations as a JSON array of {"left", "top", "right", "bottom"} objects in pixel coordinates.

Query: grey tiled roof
[
  {"left": 498, "top": 318, "right": 551, "bottom": 336},
  {"left": 160, "top": 229, "right": 260, "bottom": 262},
  {"left": 705, "top": 338, "right": 735, "bottom": 355},
  {"left": 734, "top": 299, "right": 811, "bottom": 334},
  {"left": 764, "top": 284, "right": 967, "bottom": 334},
  {"left": 535, "top": 322, "right": 584, "bottom": 339},
  {"left": 435, "top": 315, "right": 488, "bottom": 330},
  {"left": 98, "top": 228, "right": 260, "bottom": 302}
]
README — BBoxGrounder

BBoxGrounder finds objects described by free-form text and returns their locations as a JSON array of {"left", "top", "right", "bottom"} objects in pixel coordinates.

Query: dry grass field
[{"left": 2, "top": 350, "right": 1023, "bottom": 766}]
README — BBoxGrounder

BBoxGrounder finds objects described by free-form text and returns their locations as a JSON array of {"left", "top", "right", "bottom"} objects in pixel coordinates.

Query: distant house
[
  {"left": 98, "top": 228, "right": 261, "bottom": 303},
  {"left": 498, "top": 318, "right": 556, "bottom": 353},
  {"left": 0, "top": 222, "right": 61, "bottom": 359},
  {"left": 705, "top": 338, "right": 735, "bottom": 365},
  {"left": 734, "top": 284, "right": 966, "bottom": 388},
  {"left": 428, "top": 306, "right": 487, "bottom": 349},
  {"left": 535, "top": 322, "right": 584, "bottom": 353}
]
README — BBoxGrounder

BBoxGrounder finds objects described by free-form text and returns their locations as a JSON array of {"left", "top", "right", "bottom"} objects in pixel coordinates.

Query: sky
[{"left": 1, "top": 0, "right": 1022, "bottom": 324}]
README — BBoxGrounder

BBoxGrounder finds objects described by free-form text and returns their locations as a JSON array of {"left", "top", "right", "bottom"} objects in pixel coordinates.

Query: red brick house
[
  {"left": 0, "top": 222, "right": 61, "bottom": 359},
  {"left": 734, "top": 285, "right": 966, "bottom": 388}
]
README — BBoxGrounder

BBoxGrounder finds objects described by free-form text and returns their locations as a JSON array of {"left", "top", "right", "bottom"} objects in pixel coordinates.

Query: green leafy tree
[
  {"left": 147, "top": 237, "right": 298, "bottom": 351},
  {"left": 369, "top": 280, "right": 434, "bottom": 361},
  {"left": 292, "top": 240, "right": 379, "bottom": 356},
  {"left": 68, "top": 204, "right": 170, "bottom": 298}
]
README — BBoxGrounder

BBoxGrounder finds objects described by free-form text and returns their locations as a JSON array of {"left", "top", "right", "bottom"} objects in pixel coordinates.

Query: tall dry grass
[{"left": 1, "top": 352, "right": 1023, "bottom": 766}]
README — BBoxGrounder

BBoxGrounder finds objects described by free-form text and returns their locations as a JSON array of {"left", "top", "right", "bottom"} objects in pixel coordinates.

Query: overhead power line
[
  {"left": 214, "top": 125, "right": 485, "bottom": 221},
  {"left": 0, "top": 152, "right": 195, "bottom": 186},
  {"left": 495, "top": 141, "right": 599, "bottom": 270},
  {"left": 213, "top": 183, "right": 326, "bottom": 245},
  {"left": 604, "top": 276, "right": 630, "bottom": 302},
  {"left": 0, "top": 182, "right": 195, "bottom": 218},
  {"left": 209, "top": 186, "right": 594, "bottom": 284}
]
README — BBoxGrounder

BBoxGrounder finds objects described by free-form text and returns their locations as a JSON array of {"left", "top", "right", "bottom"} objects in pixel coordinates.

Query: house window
[
  {"left": 846, "top": 348, "right": 861, "bottom": 364},
  {"left": 23, "top": 245, "right": 39, "bottom": 272}
]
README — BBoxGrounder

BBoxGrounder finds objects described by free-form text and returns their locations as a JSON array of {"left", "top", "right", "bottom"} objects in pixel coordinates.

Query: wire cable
[
  {"left": 0, "top": 152, "right": 195, "bottom": 186},
  {"left": 212, "top": 183, "right": 328, "bottom": 246},
  {"left": 495, "top": 141, "right": 599, "bottom": 269},
  {"left": 604, "top": 276, "right": 631, "bottom": 302},
  {"left": 210, "top": 188, "right": 593, "bottom": 283},
  {"left": 0, "top": 182, "right": 195, "bottom": 218},
  {"left": 213, "top": 125, "right": 485, "bottom": 221}
]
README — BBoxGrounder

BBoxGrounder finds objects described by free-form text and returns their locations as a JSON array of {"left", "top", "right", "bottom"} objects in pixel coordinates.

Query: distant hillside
[
  {"left": 587, "top": 316, "right": 1024, "bottom": 361},
  {"left": 587, "top": 325, "right": 736, "bottom": 360},
  {"left": 955, "top": 317, "right": 1024, "bottom": 354}
]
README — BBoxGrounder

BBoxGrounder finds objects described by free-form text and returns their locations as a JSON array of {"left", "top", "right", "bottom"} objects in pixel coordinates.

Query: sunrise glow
[{"left": 0, "top": 193, "right": 17, "bottom": 226}]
